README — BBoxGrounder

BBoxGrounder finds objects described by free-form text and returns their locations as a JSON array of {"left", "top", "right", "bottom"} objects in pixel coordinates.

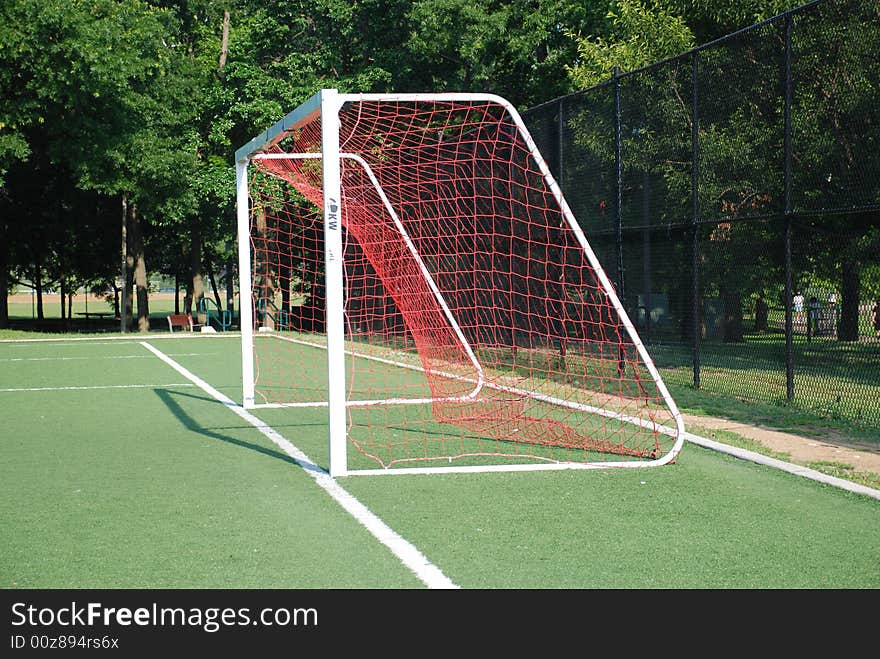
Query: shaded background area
[{"left": 523, "top": 0, "right": 880, "bottom": 428}]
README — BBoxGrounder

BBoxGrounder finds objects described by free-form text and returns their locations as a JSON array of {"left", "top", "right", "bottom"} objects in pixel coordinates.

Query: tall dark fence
[{"left": 523, "top": 0, "right": 880, "bottom": 427}]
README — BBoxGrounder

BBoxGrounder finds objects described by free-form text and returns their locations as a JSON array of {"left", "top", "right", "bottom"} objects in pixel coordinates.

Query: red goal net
[{"left": 242, "top": 93, "right": 684, "bottom": 473}]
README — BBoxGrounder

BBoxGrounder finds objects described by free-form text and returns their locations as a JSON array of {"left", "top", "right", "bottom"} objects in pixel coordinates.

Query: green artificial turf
[{"left": 1, "top": 335, "right": 878, "bottom": 589}]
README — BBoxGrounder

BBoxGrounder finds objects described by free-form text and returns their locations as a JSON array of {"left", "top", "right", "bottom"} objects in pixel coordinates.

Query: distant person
[
  {"left": 827, "top": 291, "right": 837, "bottom": 309},
  {"left": 793, "top": 291, "right": 805, "bottom": 322}
]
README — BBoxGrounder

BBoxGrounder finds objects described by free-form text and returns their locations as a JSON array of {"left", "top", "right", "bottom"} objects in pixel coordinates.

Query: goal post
[{"left": 235, "top": 89, "right": 685, "bottom": 476}]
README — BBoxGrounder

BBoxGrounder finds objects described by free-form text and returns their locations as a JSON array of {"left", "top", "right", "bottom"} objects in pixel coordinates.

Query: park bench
[{"left": 167, "top": 313, "right": 194, "bottom": 332}]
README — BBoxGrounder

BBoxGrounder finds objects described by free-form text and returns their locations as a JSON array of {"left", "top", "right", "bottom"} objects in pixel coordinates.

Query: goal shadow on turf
[{"left": 153, "top": 387, "right": 326, "bottom": 473}]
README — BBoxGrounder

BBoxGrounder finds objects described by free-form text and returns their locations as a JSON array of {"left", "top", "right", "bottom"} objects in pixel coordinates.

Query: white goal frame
[{"left": 235, "top": 88, "right": 685, "bottom": 477}]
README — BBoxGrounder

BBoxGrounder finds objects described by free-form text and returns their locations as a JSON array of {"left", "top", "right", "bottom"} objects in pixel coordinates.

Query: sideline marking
[
  {"left": 0, "top": 353, "right": 208, "bottom": 362},
  {"left": 0, "top": 333, "right": 240, "bottom": 345},
  {"left": 0, "top": 383, "right": 194, "bottom": 393},
  {"left": 684, "top": 431, "right": 880, "bottom": 501},
  {"left": 140, "top": 340, "right": 459, "bottom": 590}
]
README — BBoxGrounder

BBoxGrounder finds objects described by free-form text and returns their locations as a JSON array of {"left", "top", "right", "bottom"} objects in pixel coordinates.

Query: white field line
[
  {"left": 337, "top": 421, "right": 880, "bottom": 495},
  {"left": 0, "top": 333, "right": 240, "bottom": 344},
  {"left": 258, "top": 396, "right": 453, "bottom": 408},
  {"left": 0, "top": 383, "right": 194, "bottom": 393},
  {"left": 262, "top": 332, "right": 679, "bottom": 470},
  {"left": 683, "top": 431, "right": 880, "bottom": 501},
  {"left": 139, "top": 340, "right": 458, "bottom": 590},
  {"left": 265, "top": 332, "right": 674, "bottom": 433},
  {"left": 261, "top": 334, "right": 880, "bottom": 497},
  {"left": 261, "top": 333, "right": 481, "bottom": 409},
  {"left": 0, "top": 353, "right": 208, "bottom": 362}
]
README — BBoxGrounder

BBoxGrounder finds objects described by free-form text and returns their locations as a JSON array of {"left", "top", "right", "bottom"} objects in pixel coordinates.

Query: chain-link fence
[{"left": 523, "top": 0, "right": 880, "bottom": 428}]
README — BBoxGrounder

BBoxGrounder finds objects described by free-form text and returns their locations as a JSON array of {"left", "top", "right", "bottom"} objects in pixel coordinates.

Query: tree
[
  {"left": 566, "top": 0, "right": 694, "bottom": 88},
  {"left": 663, "top": 0, "right": 804, "bottom": 44},
  {"left": 562, "top": 0, "right": 879, "bottom": 345},
  {"left": 400, "top": 0, "right": 607, "bottom": 107},
  {"left": 788, "top": 0, "right": 880, "bottom": 341},
  {"left": 0, "top": 0, "right": 201, "bottom": 331}
]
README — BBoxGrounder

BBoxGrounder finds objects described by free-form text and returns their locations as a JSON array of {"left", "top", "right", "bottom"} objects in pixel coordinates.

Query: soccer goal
[{"left": 235, "top": 89, "right": 685, "bottom": 476}]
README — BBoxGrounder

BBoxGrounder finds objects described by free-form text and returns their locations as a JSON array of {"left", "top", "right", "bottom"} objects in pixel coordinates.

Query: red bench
[{"left": 167, "top": 314, "right": 194, "bottom": 332}]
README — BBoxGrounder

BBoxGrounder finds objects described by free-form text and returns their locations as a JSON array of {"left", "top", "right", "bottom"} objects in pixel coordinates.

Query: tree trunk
[
  {"left": 190, "top": 218, "right": 205, "bottom": 325},
  {"left": 722, "top": 287, "right": 744, "bottom": 343},
  {"left": 124, "top": 265, "right": 134, "bottom": 330},
  {"left": 34, "top": 266, "right": 44, "bottom": 320},
  {"left": 754, "top": 295, "right": 768, "bottom": 332},
  {"left": 60, "top": 278, "right": 67, "bottom": 322},
  {"left": 208, "top": 258, "right": 223, "bottom": 310},
  {"left": 226, "top": 258, "right": 235, "bottom": 326},
  {"left": 217, "top": 11, "right": 230, "bottom": 76},
  {"left": 253, "top": 206, "right": 275, "bottom": 330},
  {"left": 279, "top": 259, "right": 291, "bottom": 317},
  {"left": 123, "top": 196, "right": 134, "bottom": 332},
  {"left": 0, "top": 233, "right": 8, "bottom": 328},
  {"left": 174, "top": 272, "right": 180, "bottom": 314},
  {"left": 678, "top": 265, "right": 694, "bottom": 341},
  {"left": 184, "top": 280, "right": 193, "bottom": 316},
  {"left": 838, "top": 259, "right": 860, "bottom": 342},
  {"left": 130, "top": 203, "right": 150, "bottom": 332}
]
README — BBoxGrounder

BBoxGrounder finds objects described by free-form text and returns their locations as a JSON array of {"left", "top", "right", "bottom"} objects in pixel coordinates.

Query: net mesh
[{"left": 247, "top": 96, "right": 680, "bottom": 469}]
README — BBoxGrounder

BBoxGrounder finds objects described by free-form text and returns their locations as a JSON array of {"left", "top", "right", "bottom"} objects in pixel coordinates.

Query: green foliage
[
  {"left": 1, "top": 0, "right": 618, "bottom": 313},
  {"left": 567, "top": 0, "right": 695, "bottom": 89},
  {"left": 0, "top": 133, "right": 30, "bottom": 188},
  {"left": 664, "top": 0, "right": 807, "bottom": 42},
  {"left": 0, "top": 0, "right": 205, "bottom": 309},
  {"left": 400, "top": 0, "right": 606, "bottom": 105},
  {"left": 2, "top": 0, "right": 877, "bottom": 343},
  {"left": 560, "top": 0, "right": 878, "bottom": 347},
  {"left": 405, "top": 0, "right": 513, "bottom": 91}
]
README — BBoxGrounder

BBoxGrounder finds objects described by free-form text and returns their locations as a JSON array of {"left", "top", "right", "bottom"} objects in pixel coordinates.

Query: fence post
[
  {"left": 691, "top": 52, "right": 701, "bottom": 389},
  {"left": 614, "top": 67, "right": 627, "bottom": 373},
  {"left": 643, "top": 170, "right": 652, "bottom": 343},
  {"left": 557, "top": 97, "right": 564, "bottom": 183},
  {"left": 784, "top": 14, "right": 795, "bottom": 402},
  {"left": 613, "top": 67, "right": 625, "bottom": 303}
]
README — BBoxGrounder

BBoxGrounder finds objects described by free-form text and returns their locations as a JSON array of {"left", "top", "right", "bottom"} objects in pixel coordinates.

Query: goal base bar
[{"left": 342, "top": 457, "right": 676, "bottom": 477}]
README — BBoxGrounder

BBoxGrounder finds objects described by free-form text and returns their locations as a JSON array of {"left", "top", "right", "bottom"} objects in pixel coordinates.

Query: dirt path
[{"left": 682, "top": 413, "right": 880, "bottom": 476}]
